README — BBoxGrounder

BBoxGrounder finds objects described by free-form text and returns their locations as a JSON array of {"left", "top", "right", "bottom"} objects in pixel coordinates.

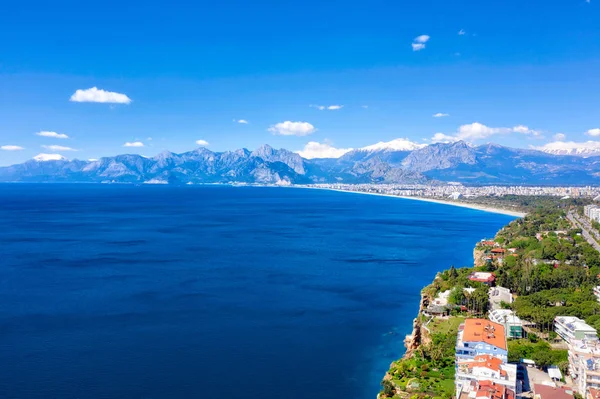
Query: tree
[
  {"left": 449, "top": 287, "right": 466, "bottom": 306},
  {"left": 449, "top": 265, "right": 458, "bottom": 279},
  {"left": 381, "top": 379, "right": 395, "bottom": 398}
]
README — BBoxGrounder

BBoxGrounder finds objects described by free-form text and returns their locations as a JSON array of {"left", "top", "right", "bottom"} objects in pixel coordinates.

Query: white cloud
[
  {"left": 414, "top": 35, "right": 430, "bottom": 44},
  {"left": 33, "top": 153, "right": 66, "bottom": 162},
  {"left": 297, "top": 142, "right": 353, "bottom": 159},
  {"left": 70, "top": 87, "right": 132, "bottom": 104},
  {"left": 457, "top": 122, "right": 541, "bottom": 140},
  {"left": 123, "top": 141, "right": 144, "bottom": 147},
  {"left": 195, "top": 139, "right": 209, "bottom": 146},
  {"left": 412, "top": 43, "right": 426, "bottom": 51},
  {"left": 88, "top": 158, "right": 98, "bottom": 162},
  {"left": 42, "top": 145, "right": 77, "bottom": 151},
  {"left": 458, "top": 29, "right": 466, "bottom": 35},
  {"left": 361, "top": 105, "right": 369, "bottom": 109},
  {"left": 553, "top": 133, "right": 566, "bottom": 141},
  {"left": 310, "top": 104, "right": 343, "bottom": 111},
  {"left": 587, "top": 128, "right": 600, "bottom": 136},
  {"left": 36, "top": 131, "right": 69, "bottom": 139},
  {"left": 429, "top": 122, "right": 542, "bottom": 143},
  {"left": 235, "top": 119, "right": 249, "bottom": 124},
  {"left": 1, "top": 145, "right": 25, "bottom": 151},
  {"left": 433, "top": 113, "right": 449, "bottom": 118},
  {"left": 268, "top": 121, "right": 316, "bottom": 136},
  {"left": 431, "top": 133, "right": 460, "bottom": 143}
]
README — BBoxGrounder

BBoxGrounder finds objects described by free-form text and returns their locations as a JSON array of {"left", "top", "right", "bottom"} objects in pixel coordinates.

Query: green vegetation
[
  {"left": 457, "top": 195, "right": 591, "bottom": 214},
  {"left": 381, "top": 196, "right": 600, "bottom": 399},
  {"left": 507, "top": 339, "right": 568, "bottom": 372},
  {"left": 381, "top": 317, "right": 464, "bottom": 399},
  {"left": 492, "top": 206, "right": 600, "bottom": 333}
]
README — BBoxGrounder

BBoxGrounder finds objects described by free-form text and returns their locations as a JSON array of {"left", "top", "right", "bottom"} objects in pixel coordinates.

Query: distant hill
[{"left": 2, "top": 141, "right": 600, "bottom": 185}]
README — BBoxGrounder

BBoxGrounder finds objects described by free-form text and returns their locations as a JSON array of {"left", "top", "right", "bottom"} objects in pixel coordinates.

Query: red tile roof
[
  {"left": 462, "top": 319, "right": 507, "bottom": 350},
  {"left": 477, "top": 381, "right": 508, "bottom": 399},
  {"left": 588, "top": 388, "right": 600, "bottom": 399},
  {"left": 469, "top": 272, "right": 497, "bottom": 283},
  {"left": 534, "top": 384, "right": 574, "bottom": 399}
]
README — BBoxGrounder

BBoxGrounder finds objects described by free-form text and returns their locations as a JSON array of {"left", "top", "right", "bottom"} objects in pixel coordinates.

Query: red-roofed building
[
  {"left": 475, "top": 381, "right": 515, "bottom": 399},
  {"left": 534, "top": 384, "right": 574, "bottom": 399},
  {"left": 456, "top": 355, "right": 517, "bottom": 395},
  {"left": 588, "top": 388, "right": 600, "bottom": 399},
  {"left": 456, "top": 319, "right": 507, "bottom": 361},
  {"left": 469, "top": 272, "right": 497, "bottom": 286}
]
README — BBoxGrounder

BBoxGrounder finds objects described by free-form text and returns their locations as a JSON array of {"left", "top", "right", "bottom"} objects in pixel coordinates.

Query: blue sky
[{"left": 1, "top": 0, "right": 599, "bottom": 165}]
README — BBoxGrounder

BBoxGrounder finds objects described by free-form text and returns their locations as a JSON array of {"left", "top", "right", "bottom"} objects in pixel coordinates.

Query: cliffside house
[
  {"left": 456, "top": 319, "right": 508, "bottom": 362},
  {"left": 456, "top": 355, "right": 517, "bottom": 396},
  {"left": 469, "top": 272, "right": 497, "bottom": 286}
]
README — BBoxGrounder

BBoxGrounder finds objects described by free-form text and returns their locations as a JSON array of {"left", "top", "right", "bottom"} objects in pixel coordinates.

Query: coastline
[{"left": 307, "top": 187, "right": 527, "bottom": 218}]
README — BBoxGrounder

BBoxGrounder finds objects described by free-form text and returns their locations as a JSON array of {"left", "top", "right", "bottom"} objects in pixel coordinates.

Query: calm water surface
[{"left": 0, "top": 185, "right": 514, "bottom": 399}]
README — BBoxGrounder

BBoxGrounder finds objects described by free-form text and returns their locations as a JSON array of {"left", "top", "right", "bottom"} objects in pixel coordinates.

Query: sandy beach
[{"left": 310, "top": 187, "right": 527, "bottom": 218}]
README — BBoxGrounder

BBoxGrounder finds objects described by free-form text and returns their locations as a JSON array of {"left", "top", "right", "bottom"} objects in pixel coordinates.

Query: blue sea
[{"left": 0, "top": 185, "right": 514, "bottom": 399}]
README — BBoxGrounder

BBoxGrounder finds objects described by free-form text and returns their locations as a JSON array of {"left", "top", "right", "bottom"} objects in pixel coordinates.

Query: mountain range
[{"left": 2, "top": 141, "right": 600, "bottom": 185}]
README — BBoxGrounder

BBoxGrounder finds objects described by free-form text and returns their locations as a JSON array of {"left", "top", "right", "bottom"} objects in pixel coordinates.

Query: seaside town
[
  {"left": 308, "top": 184, "right": 600, "bottom": 202},
  {"left": 378, "top": 197, "right": 600, "bottom": 399}
]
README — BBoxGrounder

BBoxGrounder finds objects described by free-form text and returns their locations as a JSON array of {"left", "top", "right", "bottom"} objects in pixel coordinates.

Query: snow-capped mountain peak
[
  {"left": 360, "top": 138, "right": 427, "bottom": 152},
  {"left": 535, "top": 141, "right": 600, "bottom": 157}
]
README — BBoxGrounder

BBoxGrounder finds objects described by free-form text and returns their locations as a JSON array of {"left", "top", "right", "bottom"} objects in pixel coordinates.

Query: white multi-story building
[
  {"left": 555, "top": 316, "right": 598, "bottom": 343},
  {"left": 456, "top": 319, "right": 508, "bottom": 362},
  {"left": 489, "top": 309, "right": 523, "bottom": 339},
  {"left": 568, "top": 339, "right": 600, "bottom": 396},
  {"left": 455, "top": 354, "right": 518, "bottom": 397},
  {"left": 585, "top": 205, "right": 600, "bottom": 223},
  {"left": 489, "top": 286, "right": 514, "bottom": 310}
]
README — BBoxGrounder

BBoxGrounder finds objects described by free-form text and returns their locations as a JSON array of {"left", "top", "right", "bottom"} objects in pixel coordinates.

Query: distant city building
[
  {"left": 554, "top": 316, "right": 598, "bottom": 343},
  {"left": 469, "top": 272, "right": 496, "bottom": 286},
  {"left": 489, "top": 286, "right": 513, "bottom": 310},
  {"left": 568, "top": 339, "right": 600, "bottom": 396},
  {"left": 456, "top": 319, "right": 508, "bottom": 362},
  {"left": 489, "top": 309, "right": 523, "bottom": 339}
]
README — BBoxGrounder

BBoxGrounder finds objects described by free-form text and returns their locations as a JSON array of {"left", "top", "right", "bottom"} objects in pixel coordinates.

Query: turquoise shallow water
[{"left": 0, "top": 185, "right": 514, "bottom": 399}]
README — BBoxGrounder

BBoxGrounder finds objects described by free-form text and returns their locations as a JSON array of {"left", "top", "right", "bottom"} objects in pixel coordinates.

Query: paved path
[{"left": 568, "top": 212, "right": 600, "bottom": 252}]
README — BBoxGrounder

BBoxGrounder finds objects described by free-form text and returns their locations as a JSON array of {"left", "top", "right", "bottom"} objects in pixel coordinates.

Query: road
[{"left": 568, "top": 212, "right": 600, "bottom": 252}]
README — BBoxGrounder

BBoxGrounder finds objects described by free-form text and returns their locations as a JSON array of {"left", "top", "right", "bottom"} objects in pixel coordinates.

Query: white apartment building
[
  {"left": 489, "top": 286, "right": 513, "bottom": 310},
  {"left": 585, "top": 205, "right": 600, "bottom": 223},
  {"left": 455, "top": 354, "right": 518, "bottom": 398},
  {"left": 489, "top": 309, "right": 523, "bottom": 339},
  {"left": 555, "top": 316, "right": 598, "bottom": 343},
  {"left": 568, "top": 339, "right": 600, "bottom": 396}
]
